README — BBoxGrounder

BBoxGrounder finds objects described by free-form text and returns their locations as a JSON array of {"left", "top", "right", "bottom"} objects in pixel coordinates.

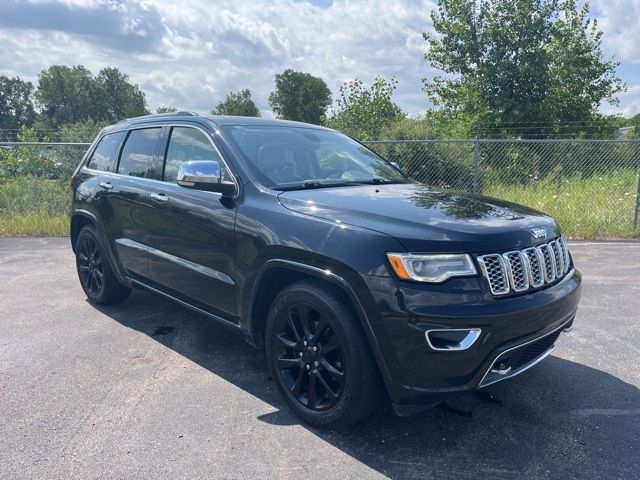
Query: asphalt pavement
[{"left": 0, "top": 237, "right": 638, "bottom": 479}]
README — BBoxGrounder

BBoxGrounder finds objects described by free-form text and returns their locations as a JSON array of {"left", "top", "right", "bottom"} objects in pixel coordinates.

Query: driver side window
[{"left": 163, "top": 127, "right": 227, "bottom": 183}]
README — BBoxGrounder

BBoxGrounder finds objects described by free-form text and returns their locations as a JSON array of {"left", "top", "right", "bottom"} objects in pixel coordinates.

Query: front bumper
[{"left": 361, "top": 268, "right": 582, "bottom": 415}]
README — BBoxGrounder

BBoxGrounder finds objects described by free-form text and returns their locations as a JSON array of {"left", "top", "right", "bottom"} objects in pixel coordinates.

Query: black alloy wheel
[
  {"left": 77, "top": 234, "right": 104, "bottom": 297},
  {"left": 274, "top": 303, "right": 346, "bottom": 411},
  {"left": 266, "top": 280, "right": 383, "bottom": 427},
  {"left": 75, "top": 225, "right": 131, "bottom": 305}
]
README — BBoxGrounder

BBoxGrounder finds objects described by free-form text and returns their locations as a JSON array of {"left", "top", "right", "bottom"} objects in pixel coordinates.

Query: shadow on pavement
[{"left": 95, "top": 288, "right": 639, "bottom": 479}]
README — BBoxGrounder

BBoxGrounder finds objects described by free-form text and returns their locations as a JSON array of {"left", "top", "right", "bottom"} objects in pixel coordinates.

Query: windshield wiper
[
  {"left": 351, "top": 178, "right": 408, "bottom": 185},
  {"left": 275, "top": 180, "right": 359, "bottom": 191}
]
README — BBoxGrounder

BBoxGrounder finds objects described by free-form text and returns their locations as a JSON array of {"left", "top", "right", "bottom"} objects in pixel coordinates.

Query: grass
[
  {"left": 0, "top": 171, "right": 638, "bottom": 239},
  {"left": 485, "top": 169, "right": 640, "bottom": 239},
  {"left": 0, "top": 177, "right": 70, "bottom": 236}
]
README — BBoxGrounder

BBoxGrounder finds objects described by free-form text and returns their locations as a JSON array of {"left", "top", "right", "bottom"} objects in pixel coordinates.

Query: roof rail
[{"left": 117, "top": 111, "right": 198, "bottom": 123}]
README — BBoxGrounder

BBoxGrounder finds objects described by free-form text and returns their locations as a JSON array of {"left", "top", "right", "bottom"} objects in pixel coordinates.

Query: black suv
[{"left": 70, "top": 113, "right": 582, "bottom": 427}]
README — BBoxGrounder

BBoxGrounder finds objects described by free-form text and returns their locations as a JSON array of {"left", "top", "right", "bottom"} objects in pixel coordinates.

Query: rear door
[
  {"left": 143, "top": 124, "right": 239, "bottom": 319},
  {"left": 96, "top": 126, "right": 163, "bottom": 279}
]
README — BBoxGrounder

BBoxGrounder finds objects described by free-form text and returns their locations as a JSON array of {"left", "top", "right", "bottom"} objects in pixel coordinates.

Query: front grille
[{"left": 477, "top": 236, "right": 572, "bottom": 296}]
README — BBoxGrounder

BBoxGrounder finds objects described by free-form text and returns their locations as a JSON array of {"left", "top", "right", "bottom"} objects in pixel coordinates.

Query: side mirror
[
  {"left": 177, "top": 160, "right": 236, "bottom": 196},
  {"left": 391, "top": 161, "right": 401, "bottom": 171}
]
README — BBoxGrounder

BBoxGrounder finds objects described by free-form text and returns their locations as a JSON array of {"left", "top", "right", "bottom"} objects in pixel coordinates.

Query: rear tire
[
  {"left": 75, "top": 225, "right": 131, "bottom": 305},
  {"left": 266, "top": 279, "right": 383, "bottom": 428}
]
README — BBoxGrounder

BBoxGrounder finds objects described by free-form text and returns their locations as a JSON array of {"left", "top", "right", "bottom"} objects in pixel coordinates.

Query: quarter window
[
  {"left": 117, "top": 128, "right": 162, "bottom": 178},
  {"left": 163, "top": 127, "right": 227, "bottom": 183},
  {"left": 86, "top": 131, "right": 125, "bottom": 172}
]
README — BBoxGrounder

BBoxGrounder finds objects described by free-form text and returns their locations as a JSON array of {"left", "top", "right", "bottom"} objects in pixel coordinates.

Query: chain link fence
[
  {"left": 365, "top": 139, "right": 640, "bottom": 238},
  {"left": 1, "top": 139, "right": 639, "bottom": 238}
]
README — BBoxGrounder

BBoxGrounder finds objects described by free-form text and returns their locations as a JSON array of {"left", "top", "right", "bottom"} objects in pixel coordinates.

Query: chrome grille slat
[
  {"left": 502, "top": 251, "right": 529, "bottom": 292},
  {"left": 476, "top": 254, "right": 510, "bottom": 295},
  {"left": 522, "top": 247, "right": 545, "bottom": 288},
  {"left": 478, "top": 236, "right": 571, "bottom": 296}
]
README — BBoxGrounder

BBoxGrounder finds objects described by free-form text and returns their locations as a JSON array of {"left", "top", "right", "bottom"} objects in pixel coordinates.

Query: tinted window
[
  {"left": 163, "top": 127, "right": 227, "bottom": 183},
  {"left": 117, "top": 128, "right": 162, "bottom": 178},
  {"left": 224, "top": 126, "right": 407, "bottom": 189},
  {"left": 86, "top": 131, "right": 125, "bottom": 172}
]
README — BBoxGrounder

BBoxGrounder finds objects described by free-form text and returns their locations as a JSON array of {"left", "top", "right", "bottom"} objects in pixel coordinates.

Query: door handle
[
  {"left": 98, "top": 181, "right": 113, "bottom": 190},
  {"left": 150, "top": 192, "right": 169, "bottom": 203}
]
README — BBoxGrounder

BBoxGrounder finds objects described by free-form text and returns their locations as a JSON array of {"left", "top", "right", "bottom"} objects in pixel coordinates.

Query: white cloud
[{"left": 0, "top": 0, "right": 638, "bottom": 117}]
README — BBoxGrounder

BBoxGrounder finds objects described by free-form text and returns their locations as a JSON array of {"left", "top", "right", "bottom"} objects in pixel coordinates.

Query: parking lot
[{"left": 1, "top": 237, "right": 638, "bottom": 479}]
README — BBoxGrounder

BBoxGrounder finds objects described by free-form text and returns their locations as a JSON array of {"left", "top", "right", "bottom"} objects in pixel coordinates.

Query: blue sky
[{"left": 0, "top": 0, "right": 638, "bottom": 118}]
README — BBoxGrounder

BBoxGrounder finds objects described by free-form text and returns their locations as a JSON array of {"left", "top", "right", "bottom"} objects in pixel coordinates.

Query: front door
[{"left": 143, "top": 125, "right": 238, "bottom": 319}]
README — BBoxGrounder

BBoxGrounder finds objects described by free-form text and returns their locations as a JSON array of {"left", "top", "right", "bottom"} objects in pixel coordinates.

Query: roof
[{"left": 110, "top": 112, "right": 331, "bottom": 131}]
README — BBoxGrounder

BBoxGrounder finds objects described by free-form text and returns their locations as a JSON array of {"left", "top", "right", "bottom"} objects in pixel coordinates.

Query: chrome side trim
[
  {"left": 425, "top": 328, "right": 481, "bottom": 351},
  {"left": 115, "top": 238, "right": 235, "bottom": 285},
  {"left": 477, "top": 319, "right": 571, "bottom": 389},
  {"left": 129, "top": 279, "right": 240, "bottom": 329}
]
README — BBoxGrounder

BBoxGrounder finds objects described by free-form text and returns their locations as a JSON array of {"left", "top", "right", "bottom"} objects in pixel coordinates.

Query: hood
[{"left": 277, "top": 183, "right": 559, "bottom": 253}]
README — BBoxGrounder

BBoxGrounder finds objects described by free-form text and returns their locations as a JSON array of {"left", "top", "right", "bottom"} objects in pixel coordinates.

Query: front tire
[
  {"left": 266, "top": 280, "right": 382, "bottom": 427},
  {"left": 75, "top": 225, "right": 131, "bottom": 305}
]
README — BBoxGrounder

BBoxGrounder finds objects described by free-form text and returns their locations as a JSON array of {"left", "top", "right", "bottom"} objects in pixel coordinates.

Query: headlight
[{"left": 386, "top": 253, "right": 477, "bottom": 283}]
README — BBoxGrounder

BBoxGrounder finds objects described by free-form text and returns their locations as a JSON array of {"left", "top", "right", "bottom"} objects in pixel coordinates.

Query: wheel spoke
[
  {"left": 290, "top": 368, "right": 305, "bottom": 398},
  {"left": 297, "top": 306, "right": 313, "bottom": 337},
  {"left": 322, "top": 334, "right": 340, "bottom": 354},
  {"left": 307, "top": 370, "right": 318, "bottom": 408},
  {"left": 277, "top": 356, "right": 300, "bottom": 370},
  {"left": 92, "top": 272, "right": 101, "bottom": 292},
  {"left": 315, "top": 370, "right": 339, "bottom": 401},
  {"left": 287, "top": 313, "right": 302, "bottom": 341},
  {"left": 321, "top": 359, "right": 345, "bottom": 386},
  {"left": 277, "top": 333, "right": 296, "bottom": 349},
  {"left": 79, "top": 265, "right": 89, "bottom": 272},
  {"left": 311, "top": 317, "right": 328, "bottom": 344}
]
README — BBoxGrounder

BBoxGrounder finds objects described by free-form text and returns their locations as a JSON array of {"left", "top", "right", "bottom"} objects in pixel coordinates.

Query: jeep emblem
[{"left": 531, "top": 228, "right": 547, "bottom": 239}]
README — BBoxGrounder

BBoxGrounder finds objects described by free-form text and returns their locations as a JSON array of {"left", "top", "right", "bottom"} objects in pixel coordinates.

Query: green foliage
[
  {"left": 379, "top": 116, "right": 437, "bottom": 140},
  {"left": 423, "top": 0, "right": 625, "bottom": 137},
  {"left": 0, "top": 126, "right": 86, "bottom": 179},
  {"left": 327, "top": 77, "right": 404, "bottom": 140},
  {"left": 0, "top": 176, "right": 70, "bottom": 236},
  {"left": 156, "top": 106, "right": 177, "bottom": 113},
  {"left": 268, "top": 69, "right": 332, "bottom": 124},
  {"left": 485, "top": 169, "right": 640, "bottom": 239},
  {"left": 94, "top": 67, "right": 148, "bottom": 122},
  {"left": 212, "top": 89, "right": 260, "bottom": 117},
  {"left": 58, "top": 119, "right": 110, "bottom": 143},
  {"left": 0, "top": 76, "right": 36, "bottom": 134},
  {"left": 36, "top": 65, "right": 148, "bottom": 127},
  {"left": 0, "top": 176, "right": 70, "bottom": 216}
]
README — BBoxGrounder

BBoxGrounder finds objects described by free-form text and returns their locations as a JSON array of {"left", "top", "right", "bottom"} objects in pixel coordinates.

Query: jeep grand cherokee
[{"left": 70, "top": 113, "right": 582, "bottom": 427}]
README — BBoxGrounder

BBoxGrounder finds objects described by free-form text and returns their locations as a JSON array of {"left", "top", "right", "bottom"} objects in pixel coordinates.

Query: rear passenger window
[
  {"left": 86, "top": 131, "right": 125, "bottom": 172},
  {"left": 163, "top": 127, "right": 227, "bottom": 183},
  {"left": 117, "top": 128, "right": 162, "bottom": 178}
]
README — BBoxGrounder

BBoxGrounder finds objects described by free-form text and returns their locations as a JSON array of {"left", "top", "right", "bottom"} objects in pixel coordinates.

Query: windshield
[{"left": 223, "top": 125, "right": 409, "bottom": 190}]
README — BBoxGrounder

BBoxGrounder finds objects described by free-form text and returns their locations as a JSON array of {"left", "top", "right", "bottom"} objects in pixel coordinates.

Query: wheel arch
[
  {"left": 247, "top": 259, "right": 393, "bottom": 387},
  {"left": 70, "top": 210, "right": 97, "bottom": 253},
  {"left": 70, "top": 209, "right": 130, "bottom": 286}
]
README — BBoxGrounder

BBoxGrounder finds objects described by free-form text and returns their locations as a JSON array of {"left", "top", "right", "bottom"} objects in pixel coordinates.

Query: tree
[
  {"left": 327, "top": 77, "right": 404, "bottom": 140},
  {"left": 94, "top": 67, "right": 148, "bottom": 122},
  {"left": 156, "top": 106, "right": 177, "bottom": 114},
  {"left": 423, "top": 0, "right": 625, "bottom": 137},
  {"left": 268, "top": 69, "right": 331, "bottom": 124},
  {"left": 35, "top": 65, "right": 148, "bottom": 127},
  {"left": 212, "top": 89, "right": 260, "bottom": 117},
  {"left": 0, "top": 76, "right": 36, "bottom": 135},
  {"left": 36, "top": 65, "right": 98, "bottom": 127}
]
